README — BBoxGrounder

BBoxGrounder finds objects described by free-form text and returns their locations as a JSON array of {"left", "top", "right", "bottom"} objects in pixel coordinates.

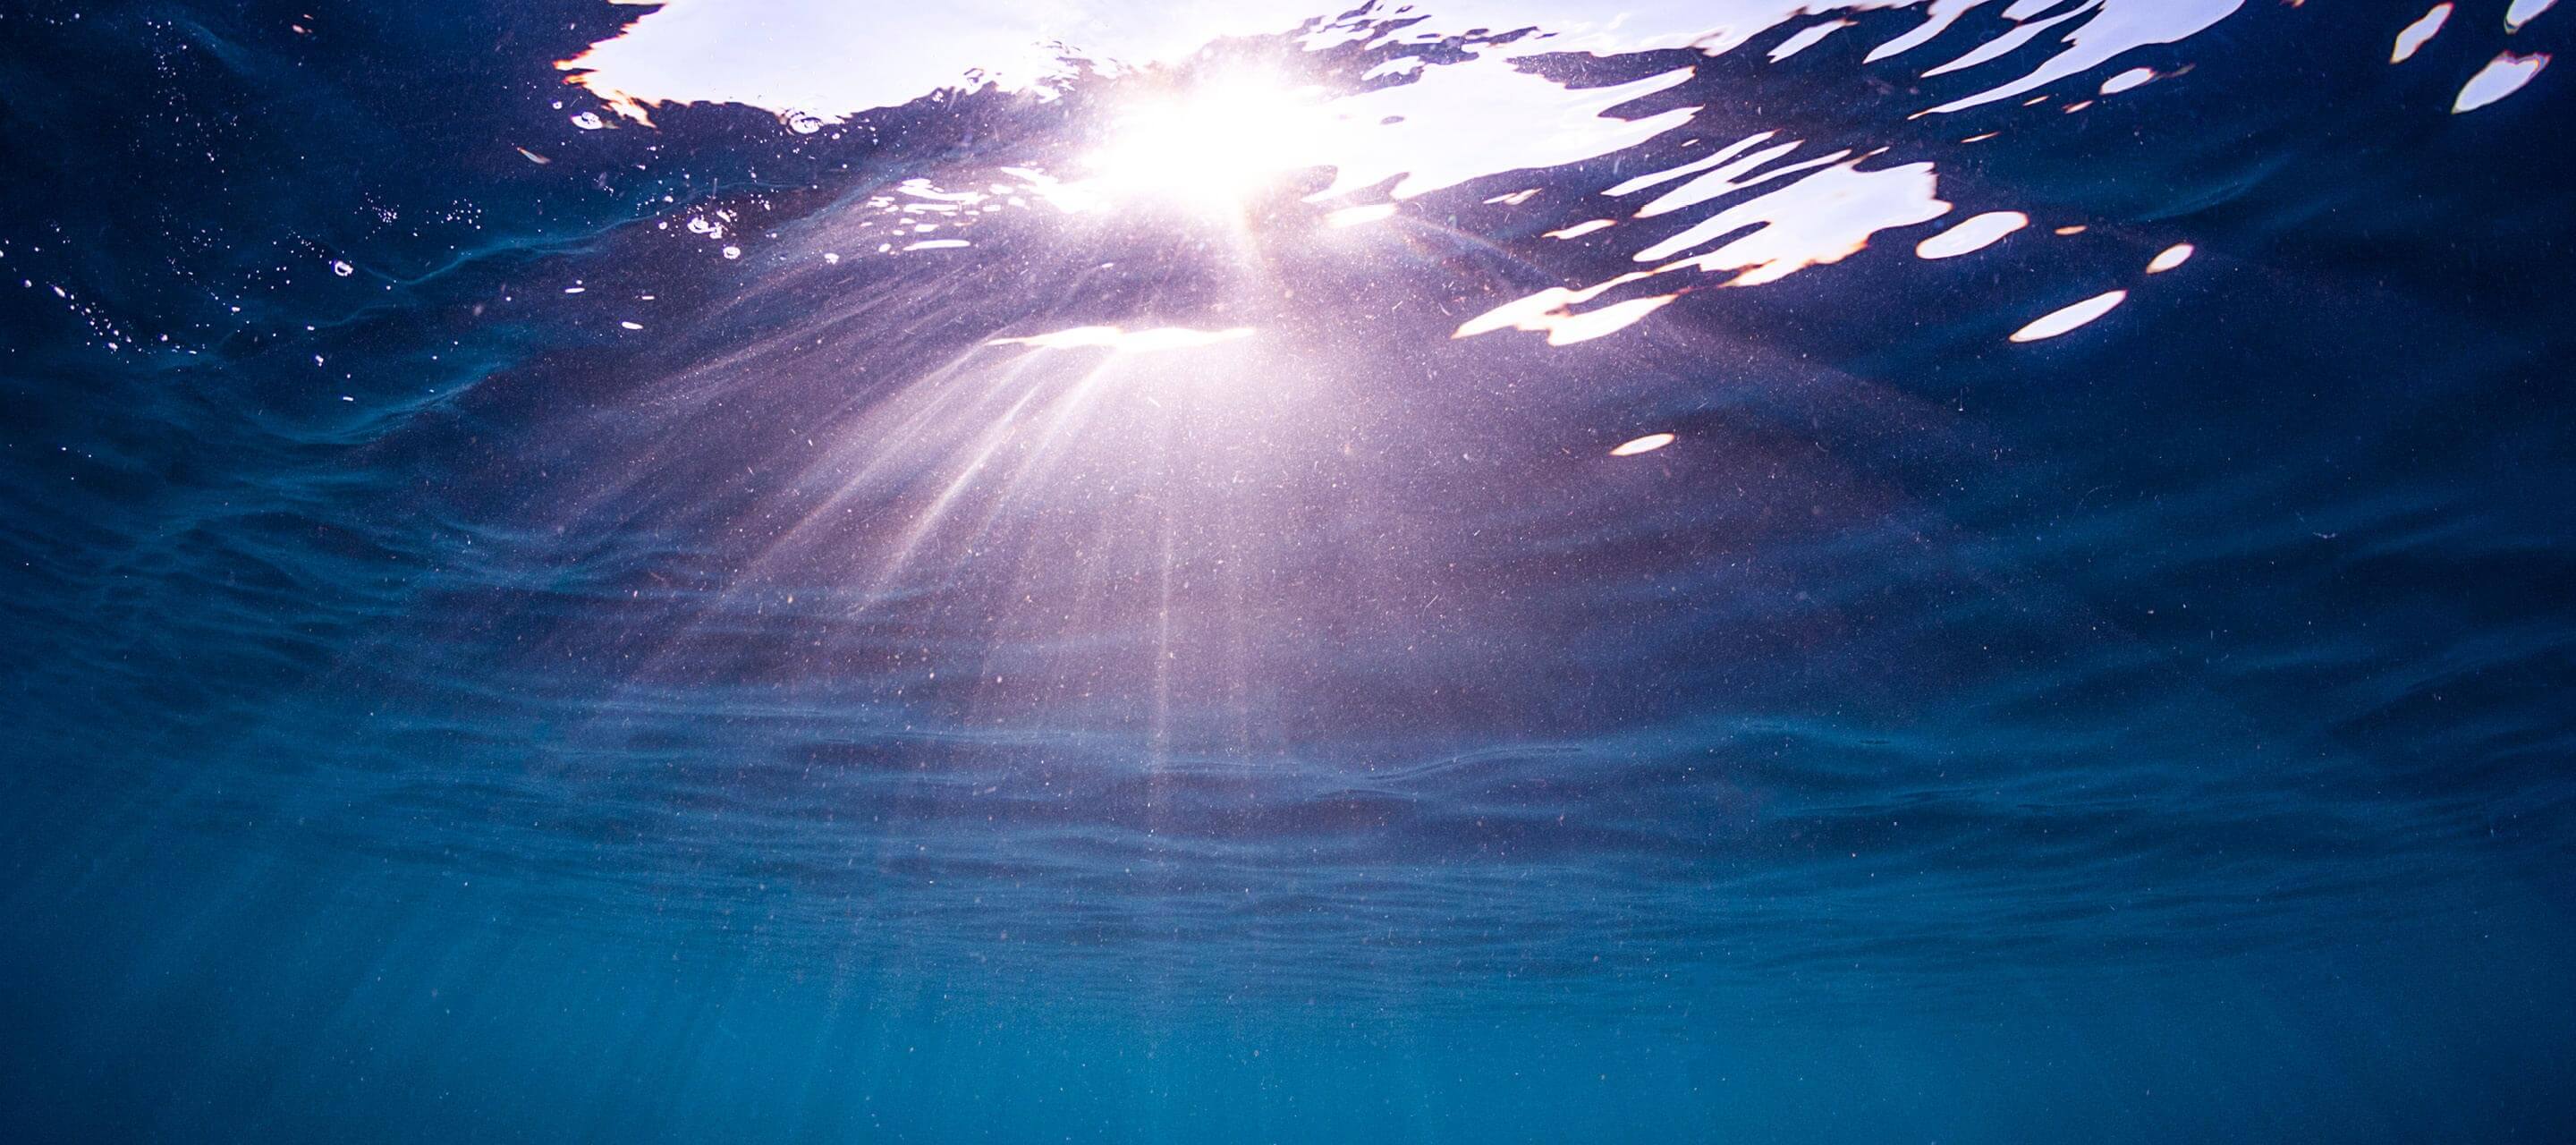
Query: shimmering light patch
[
  {"left": 1915, "top": 210, "right": 2028, "bottom": 259},
  {"left": 2393, "top": 4, "right": 2452, "bottom": 63},
  {"left": 1297, "top": 64, "right": 1698, "bottom": 202},
  {"left": 1625, "top": 140, "right": 1843, "bottom": 220},
  {"left": 1326, "top": 204, "right": 1399, "bottom": 228},
  {"left": 2099, "top": 66, "right": 2157, "bottom": 94},
  {"left": 1866, "top": 0, "right": 1984, "bottom": 63},
  {"left": 1611, "top": 432, "right": 1676, "bottom": 456},
  {"left": 1923, "top": 0, "right": 2246, "bottom": 115},
  {"left": 540, "top": 0, "right": 2269, "bottom": 285},
  {"left": 1453, "top": 272, "right": 1676, "bottom": 346},
  {"left": 1603, "top": 131, "right": 1779, "bottom": 197},
  {"left": 559, "top": 0, "right": 1334, "bottom": 124},
  {"left": 987, "top": 325, "right": 1256, "bottom": 352},
  {"left": 2146, "top": 242, "right": 2195, "bottom": 273},
  {"left": 2506, "top": 0, "right": 2556, "bottom": 32},
  {"left": 556, "top": 0, "right": 2259, "bottom": 140},
  {"left": 2453, "top": 52, "right": 2549, "bottom": 112},
  {"left": 576, "top": 4, "right": 1719, "bottom": 218},
  {"left": 1057, "top": 61, "right": 1698, "bottom": 211},
  {"left": 1545, "top": 219, "right": 1616, "bottom": 240},
  {"left": 1922, "top": 4, "right": 2095, "bottom": 80},
  {"left": 1634, "top": 160, "right": 1952, "bottom": 286},
  {"left": 1527, "top": 293, "right": 1681, "bottom": 344},
  {"left": 1768, "top": 20, "right": 1852, "bottom": 61},
  {"left": 2010, "top": 290, "right": 2128, "bottom": 343}
]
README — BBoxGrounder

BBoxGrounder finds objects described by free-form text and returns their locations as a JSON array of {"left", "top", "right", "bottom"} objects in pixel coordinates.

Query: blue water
[{"left": 4, "top": 1, "right": 2574, "bottom": 1141}]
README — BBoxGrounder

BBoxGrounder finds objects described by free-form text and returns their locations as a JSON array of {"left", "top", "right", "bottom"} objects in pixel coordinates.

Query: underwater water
[{"left": 4, "top": 0, "right": 2575, "bottom": 1140}]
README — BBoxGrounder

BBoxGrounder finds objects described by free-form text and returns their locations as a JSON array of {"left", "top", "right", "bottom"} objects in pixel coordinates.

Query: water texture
[{"left": 2, "top": 1, "right": 2572, "bottom": 1141}]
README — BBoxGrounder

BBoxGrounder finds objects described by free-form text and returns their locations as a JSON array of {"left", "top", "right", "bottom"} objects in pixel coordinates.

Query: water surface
[{"left": 3, "top": 1, "right": 2573, "bottom": 1141}]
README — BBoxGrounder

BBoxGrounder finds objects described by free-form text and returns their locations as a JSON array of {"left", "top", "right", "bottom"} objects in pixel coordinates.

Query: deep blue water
[{"left": 4, "top": 0, "right": 2575, "bottom": 1141}]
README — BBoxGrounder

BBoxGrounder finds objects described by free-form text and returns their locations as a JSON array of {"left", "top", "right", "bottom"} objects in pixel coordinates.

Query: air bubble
[
  {"left": 784, "top": 111, "right": 824, "bottom": 135},
  {"left": 721, "top": 246, "right": 741, "bottom": 259},
  {"left": 571, "top": 112, "right": 605, "bottom": 131},
  {"left": 330, "top": 259, "right": 353, "bottom": 277}
]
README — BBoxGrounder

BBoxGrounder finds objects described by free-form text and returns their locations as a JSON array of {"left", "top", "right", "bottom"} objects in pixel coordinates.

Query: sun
[{"left": 1077, "top": 72, "right": 1343, "bottom": 213}]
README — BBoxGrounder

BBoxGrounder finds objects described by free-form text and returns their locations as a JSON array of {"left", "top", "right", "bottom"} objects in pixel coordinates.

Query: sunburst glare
[{"left": 1075, "top": 72, "right": 1343, "bottom": 212}]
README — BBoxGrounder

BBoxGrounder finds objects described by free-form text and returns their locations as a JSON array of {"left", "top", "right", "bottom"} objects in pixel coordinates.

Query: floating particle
[
  {"left": 2146, "top": 243, "right": 2196, "bottom": 273},
  {"left": 1611, "top": 432, "right": 1675, "bottom": 456},
  {"left": 620, "top": 320, "right": 644, "bottom": 330}
]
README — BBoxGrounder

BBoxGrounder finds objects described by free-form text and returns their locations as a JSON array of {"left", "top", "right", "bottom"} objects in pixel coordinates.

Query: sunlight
[
  {"left": 1077, "top": 72, "right": 1338, "bottom": 212},
  {"left": 986, "top": 325, "right": 1257, "bottom": 352}
]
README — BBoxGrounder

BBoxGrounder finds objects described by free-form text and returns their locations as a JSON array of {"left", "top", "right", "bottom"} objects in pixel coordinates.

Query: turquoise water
[{"left": 4, "top": 1, "right": 2573, "bottom": 1140}]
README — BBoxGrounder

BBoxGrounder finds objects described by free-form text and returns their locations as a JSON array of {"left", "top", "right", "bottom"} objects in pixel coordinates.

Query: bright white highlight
[
  {"left": 2393, "top": 4, "right": 2452, "bottom": 64},
  {"left": 1768, "top": 21, "right": 1852, "bottom": 61},
  {"left": 1635, "top": 160, "right": 1952, "bottom": 285},
  {"left": 2453, "top": 53, "right": 2549, "bottom": 113},
  {"left": 1453, "top": 276, "right": 1680, "bottom": 346},
  {"left": 1081, "top": 74, "right": 1338, "bottom": 210},
  {"left": 2099, "top": 67, "right": 2157, "bottom": 95},
  {"left": 2010, "top": 290, "right": 2127, "bottom": 343},
  {"left": 1915, "top": 210, "right": 2028, "bottom": 259}
]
